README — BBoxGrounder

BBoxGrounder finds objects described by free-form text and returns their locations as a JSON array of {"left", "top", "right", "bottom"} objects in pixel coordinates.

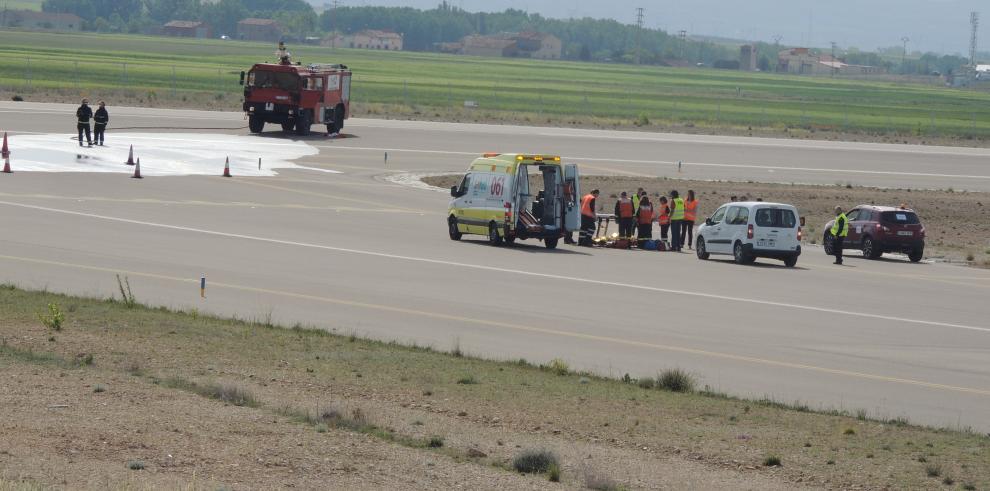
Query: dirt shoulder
[
  {"left": 424, "top": 174, "right": 990, "bottom": 265},
  {"left": 2, "top": 287, "right": 988, "bottom": 490},
  {"left": 4, "top": 89, "right": 989, "bottom": 149}
]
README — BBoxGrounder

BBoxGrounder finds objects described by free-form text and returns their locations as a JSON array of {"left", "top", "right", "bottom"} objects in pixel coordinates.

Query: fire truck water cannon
[{"left": 240, "top": 44, "right": 352, "bottom": 137}]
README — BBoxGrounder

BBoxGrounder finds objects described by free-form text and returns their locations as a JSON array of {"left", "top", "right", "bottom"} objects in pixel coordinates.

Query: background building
[
  {"left": 163, "top": 20, "right": 211, "bottom": 39},
  {"left": 0, "top": 10, "right": 82, "bottom": 31},
  {"left": 457, "top": 32, "right": 561, "bottom": 59},
  {"left": 777, "top": 48, "right": 884, "bottom": 76},
  {"left": 324, "top": 29, "right": 403, "bottom": 50},
  {"left": 237, "top": 18, "right": 281, "bottom": 42},
  {"left": 739, "top": 44, "right": 757, "bottom": 71}
]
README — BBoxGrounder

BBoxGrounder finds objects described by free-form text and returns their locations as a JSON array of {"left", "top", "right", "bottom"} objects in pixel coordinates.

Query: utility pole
[
  {"left": 772, "top": 35, "right": 782, "bottom": 72},
  {"left": 678, "top": 30, "right": 687, "bottom": 60},
  {"left": 830, "top": 41, "right": 837, "bottom": 77},
  {"left": 330, "top": 0, "right": 340, "bottom": 50},
  {"left": 971, "top": 12, "right": 980, "bottom": 67},
  {"left": 635, "top": 7, "right": 644, "bottom": 65},
  {"left": 901, "top": 36, "right": 910, "bottom": 74}
]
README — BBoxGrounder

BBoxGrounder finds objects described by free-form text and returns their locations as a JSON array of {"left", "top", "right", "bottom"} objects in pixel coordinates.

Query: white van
[
  {"left": 695, "top": 201, "right": 802, "bottom": 267},
  {"left": 447, "top": 153, "right": 580, "bottom": 249}
]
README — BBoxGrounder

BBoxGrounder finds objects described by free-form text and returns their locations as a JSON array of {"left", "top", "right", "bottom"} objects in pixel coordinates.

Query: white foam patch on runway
[{"left": 6, "top": 133, "right": 329, "bottom": 177}]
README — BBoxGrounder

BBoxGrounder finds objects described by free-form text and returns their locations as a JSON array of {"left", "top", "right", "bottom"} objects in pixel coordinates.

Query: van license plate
[
  {"left": 897, "top": 231, "right": 913, "bottom": 236},
  {"left": 757, "top": 239, "right": 775, "bottom": 247}
]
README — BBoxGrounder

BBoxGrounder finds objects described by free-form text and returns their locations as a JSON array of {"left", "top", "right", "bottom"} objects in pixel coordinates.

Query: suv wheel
[
  {"left": 862, "top": 236, "right": 881, "bottom": 259},
  {"left": 488, "top": 223, "right": 503, "bottom": 246},
  {"left": 696, "top": 237, "right": 710, "bottom": 260},
  {"left": 908, "top": 247, "right": 923, "bottom": 263},
  {"left": 823, "top": 233, "right": 834, "bottom": 255}
]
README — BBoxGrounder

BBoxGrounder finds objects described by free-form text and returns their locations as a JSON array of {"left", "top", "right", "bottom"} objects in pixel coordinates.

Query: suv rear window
[
  {"left": 881, "top": 211, "right": 920, "bottom": 224},
  {"left": 755, "top": 208, "right": 797, "bottom": 228}
]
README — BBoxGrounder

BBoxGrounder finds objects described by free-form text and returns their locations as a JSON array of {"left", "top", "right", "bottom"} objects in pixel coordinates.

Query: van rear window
[
  {"left": 881, "top": 211, "right": 919, "bottom": 224},
  {"left": 755, "top": 208, "right": 797, "bottom": 228}
]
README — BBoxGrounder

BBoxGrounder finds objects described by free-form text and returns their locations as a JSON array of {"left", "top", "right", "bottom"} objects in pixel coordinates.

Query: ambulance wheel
[
  {"left": 696, "top": 237, "right": 710, "bottom": 260},
  {"left": 281, "top": 122, "right": 294, "bottom": 132},
  {"left": 248, "top": 115, "right": 265, "bottom": 133},
  {"left": 488, "top": 223, "right": 503, "bottom": 246},
  {"left": 448, "top": 217, "right": 461, "bottom": 241},
  {"left": 544, "top": 237, "right": 559, "bottom": 249}
]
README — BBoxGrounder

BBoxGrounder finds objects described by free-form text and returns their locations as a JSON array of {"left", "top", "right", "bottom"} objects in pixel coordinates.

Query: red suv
[{"left": 823, "top": 205, "right": 925, "bottom": 262}]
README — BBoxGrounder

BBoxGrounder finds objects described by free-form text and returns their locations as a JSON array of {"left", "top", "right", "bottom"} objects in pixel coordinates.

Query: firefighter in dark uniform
[
  {"left": 830, "top": 206, "right": 849, "bottom": 265},
  {"left": 579, "top": 189, "right": 599, "bottom": 246},
  {"left": 93, "top": 101, "right": 109, "bottom": 146},
  {"left": 76, "top": 99, "right": 93, "bottom": 147}
]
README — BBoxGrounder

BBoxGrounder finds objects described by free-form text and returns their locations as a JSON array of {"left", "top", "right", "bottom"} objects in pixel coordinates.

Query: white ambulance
[{"left": 447, "top": 153, "right": 580, "bottom": 249}]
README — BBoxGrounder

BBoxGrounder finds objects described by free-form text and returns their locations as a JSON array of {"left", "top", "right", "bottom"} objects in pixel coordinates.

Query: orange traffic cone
[
  {"left": 125, "top": 144, "right": 135, "bottom": 165},
  {"left": 1, "top": 132, "right": 9, "bottom": 158},
  {"left": 2, "top": 156, "right": 11, "bottom": 174},
  {"left": 131, "top": 158, "right": 142, "bottom": 179},
  {"left": 222, "top": 157, "right": 232, "bottom": 177}
]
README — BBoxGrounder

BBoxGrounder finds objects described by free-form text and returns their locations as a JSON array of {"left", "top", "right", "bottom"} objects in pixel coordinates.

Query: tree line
[{"left": 38, "top": 0, "right": 968, "bottom": 74}]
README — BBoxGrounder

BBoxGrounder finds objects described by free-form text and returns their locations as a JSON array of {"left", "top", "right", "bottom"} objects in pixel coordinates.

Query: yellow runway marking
[{"left": 1, "top": 253, "right": 988, "bottom": 398}]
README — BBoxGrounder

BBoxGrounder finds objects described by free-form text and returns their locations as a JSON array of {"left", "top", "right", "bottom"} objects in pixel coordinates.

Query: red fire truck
[{"left": 239, "top": 54, "right": 352, "bottom": 136}]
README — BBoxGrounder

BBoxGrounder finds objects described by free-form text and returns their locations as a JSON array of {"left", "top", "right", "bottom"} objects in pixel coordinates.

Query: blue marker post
[
  {"left": 200, "top": 276, "right": 206, "bottom": 298},
  {"left": 384, "top": 151, "right": 388, "bottom": 167}
]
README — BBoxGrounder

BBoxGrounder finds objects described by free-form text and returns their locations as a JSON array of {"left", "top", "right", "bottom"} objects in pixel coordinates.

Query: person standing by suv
[
  {"left": 75, "top": 99, "right": 93, "bottom": 147},
  {"left": 682, "top": 189, "right": 698, "bottom": 250},
  {"left": 830, "top": 206, "right": 849, "bottom": 264},
  {"left": 93, "top": 101, "right": 109, "bottom": 146}
]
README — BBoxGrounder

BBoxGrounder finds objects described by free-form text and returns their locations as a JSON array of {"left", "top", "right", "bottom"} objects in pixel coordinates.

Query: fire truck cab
[{"left": 240, "top": 60, "right": 351, "bottom": 136}]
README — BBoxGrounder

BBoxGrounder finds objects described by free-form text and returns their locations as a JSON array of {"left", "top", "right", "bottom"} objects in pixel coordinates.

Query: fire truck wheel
[
  {"left": 295, "top": 112, "right": 311, "bottom": 136},
  {"left": 248, "top": 115, "right": 265, "bottom": 133},
  {"left": 281, "top": 122, "right": 294, "bottom": 132}
]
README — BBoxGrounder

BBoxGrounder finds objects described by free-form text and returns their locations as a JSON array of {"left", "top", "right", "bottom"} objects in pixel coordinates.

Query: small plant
[
  {"left": 962, "top": 482, "right": 976, "bottom": 490},
  {"left": 803, "top": 442, "right": 812, "bottom": 448},
  {"left": 12, "top": 95, "right": 24, "bottom": 101},
  {"left": 428, "top": 436, "right": 444, "bottom": 448},
  {"left": 856, "top": 409, "right": 867, "bottom": 420},
  {"left": 942, "top": 476, "right": 955, "bottom": 485},
  {"left": 456, "top": 375, "right": 478, "bottom": 385},
  {"left": 548, "top": 463, "right": 561, "bottom": 482},
  {"left": 545, "top": 358, "right": 570, "bottom": 376},
  {"left": 621, "top": 373, "right": 633, "bottom": 384},
  {"left": 584, "top": 469, "right": 625, "bottom": 491},
  {"left": 966, "top": 253, "right": 975, "bottom": 261},
  {"left": 315, "top": 423, "right": 328, "bottom": 433},
  {"left": 657, "top": 368, "right": 695, "bottom": 392},
  {"left": 93, "top": 384, "right": 106, "bottom": 393},
  {"left": 635, "top": 113, "right": 650, "bottom": 127},
  {"left": 38, "top": 303, "right": 65, "bottom": 331},
  {"left": 451, "top": 338, "right": 463, "bottom": 357},
  {"left": 843, "top": 428, "right": 856, "bottom": 435},
  {"left": 826, "top": 459, "right": 835, "bottom": 465},
  {"left": 763, "top": 455, "right": 782, "bottom": 467},
  {"left": 926, "top": 463, "right": 942, "bottom": 477},
  {"left": 512, "top": 449, "right": 559, "bottom": 474},
  {"left": 917, "top": 456, "right": 928, "bottom": 463},
  {"left": 80, "top": 353, "right": 94, "bottom": 366},
  {"left": 115, "top": 275, "right": 137, "bottom": 308},
  {"left": 127, "top": 460, "right": 145, "bottom": 470}
]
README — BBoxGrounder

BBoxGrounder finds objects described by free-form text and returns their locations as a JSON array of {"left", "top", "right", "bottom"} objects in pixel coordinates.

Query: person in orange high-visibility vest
[
  {"left": 657, "top": 196, "right": 671, "bottom": 244},
  {"left": 578, "top": 189, "right": 599, "bottom": 246},
  {"left": 681, "top": 189, "right": 699, "bottom": 250},
  {"left": 614, "top": 191, "right": 635, "bottom": 240},
  {"left": 635, "top": 196, "right": 654, "bottom": 246}
]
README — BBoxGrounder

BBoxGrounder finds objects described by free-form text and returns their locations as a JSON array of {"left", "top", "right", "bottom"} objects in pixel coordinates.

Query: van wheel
[
  {"left": 448, "top": 217, "right": 462, "bottom": 241},
  {"left": 733, "top": 242, "right": 752, "bottom": 265},
  {"left": 823, "top": 233, "right": 835, "bottom": 255},
  {"left": 544, "top": 237, "right": 558, "bottom": 249},
  {"left": 488, "top": 223, "right": 503, "bottom": 246},
  {"left": 908, "top": 247, "right": 923, "bottom": 263},
  {"left": 862, "top": 236, "right": 881, "bottom": 259},
  {"left": 783, "top": 255, "right": 798, "bottom": 267},
  {"left": 696, "top": 237, "right": 710, "bottom": 260}
]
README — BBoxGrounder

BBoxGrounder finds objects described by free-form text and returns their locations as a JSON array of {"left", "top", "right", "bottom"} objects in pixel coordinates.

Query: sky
[{"left": 323, "top": 0, "right": 988, "bottom": 56}]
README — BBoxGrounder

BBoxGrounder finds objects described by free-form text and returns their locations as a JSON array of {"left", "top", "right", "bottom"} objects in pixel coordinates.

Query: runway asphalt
[{"left": 1, "top": 102, "right": 989, "bottom": 431}]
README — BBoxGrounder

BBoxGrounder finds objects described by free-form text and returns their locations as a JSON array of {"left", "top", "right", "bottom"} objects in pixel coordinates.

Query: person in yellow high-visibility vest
[
  {"left": 669, "top": 190, "right": 685, "bottom": 252},
  {"left": 830, "top": 206, "right": 849, "bottom": 265}
]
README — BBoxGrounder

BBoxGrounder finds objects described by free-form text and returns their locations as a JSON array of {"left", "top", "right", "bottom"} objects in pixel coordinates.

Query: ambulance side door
[{"left": 563, "top": 164, "right": 580, "bottom": 232}]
